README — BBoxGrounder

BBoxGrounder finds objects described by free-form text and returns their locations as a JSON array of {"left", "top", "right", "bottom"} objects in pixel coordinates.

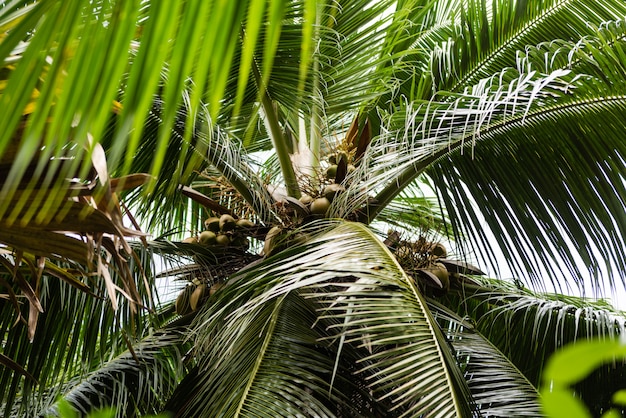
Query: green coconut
[
  {"left": 325, "top": 164, "right": 338, "bottom": 179},
  {"left": 236, "top": 219, "right": 255, "bottom": 229},
  {"left": 198, "top": 230, "right": 217, "bottom": 245},
  {"left": 310, "top": 197, "right": 331, "bottom": 215},
  {"left": 182, "top": 236, "right": 198, "bottom": 244},
  {"left": 299, "top": 194, "right": 314, "bottom": 205},
  {"left": 323, "top": 183, "right": 345, "bottom": 201},
  {"left": 216, "top": 234, "right": 231, "bottom": 246},
  {"left": 204, "top": 217, "right": 221, "bottom": 232},
  {"left": 219, "top": 214, "right": 236, "bottom": 231}
]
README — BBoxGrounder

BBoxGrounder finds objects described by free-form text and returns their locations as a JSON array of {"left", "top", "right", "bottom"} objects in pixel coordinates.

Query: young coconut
[
  {"left": 175, "top": 285, "right": 195, "bottom": 316},
  {"left": 204, "top": 217, "right": 221, "bottom": 233},
  {"left": 310, "top": 197, "right": 331, "bottom": 215},
  {"left": 219, "top": 214, "right": 236, "bottom": 231},
  {"left": 325, "top": 165, "right": 338, "bottom": 180},
  {"left": 323, "top": 183, "right": 345, "bottom": 201},
  {"left": 299, "top": 194, "right": 314, "bottom": 206},
  {"left": 215, "top": 234, "right": 231, "bottom": 246},
  {"left": 182, "top": 236, "right": 198, "bottom": 244},
  {"left": 236, "top": 219, "right": 255, "bottom": 229},
  {"left": 263, "top": 226, "right": 282, "bottom": 256},
  {"left": 190, "top": 284, "right": 207, "bottom": 311},
  {"left": 198, "top": 230, "right": 217, "bottom": 245}
]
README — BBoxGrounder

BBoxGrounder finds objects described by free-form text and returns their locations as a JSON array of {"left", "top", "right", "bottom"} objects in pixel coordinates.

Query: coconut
[
  {"left": 263, "top": 226, "right": 282, "bottom": 256},
  {"left": 182, "top": 236, "right": 198, "bottom": 244},
  {"left": 175, "top": 286, "right": 194, "bottom": 316},
  {"left": 236, "top": 219, "right": 255, "bottom": 229},
  {"left": 323, "top": 183, "right": 345, "bottom": 201},
  {"left": 190, "top": 284, "right": 207, "bottom": 311},
  {"left": 204, "top": 217, "right": 221, "bottom": 232},
  {"left": 310, "top": 197, "right": 331, "bottom": 215},
  {"left": 219, "top": 214, "right": 236, "bottom": 231},
  {"left": 198, "top": 230, "right": 217, "bottom": 245},
  {"left": 299, "top": 194, "right": 314, "bottom": 205},
  {"left": 325, "top": 164, "right": 338, "bottom": 179},
  {"left": 216, "top": 234, "right": 231, "bottom": 246}
]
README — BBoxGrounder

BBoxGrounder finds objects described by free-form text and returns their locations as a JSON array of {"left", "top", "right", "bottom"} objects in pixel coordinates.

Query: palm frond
[
  {"left": 429, "top": 301, "right": 544, "bottom": 417},
  {"left": 117, "top": 99, "right": 279, "bottom": 235},
  {"left": 170, "top": 222, "right": 476, "bottom": 417},
  {"left": 0, "top": 0, "right": 282, "bottom": 225},
  {"left": 437, "top": 0, "right": 626, "bottom": 93},
  {"left": 53, "top": 329, "right": 186, "bottom": 418},
  {"left": 427, "top": 23, "right": 626, "bottom": 288},
  {"left": 442, "top": 277, "right": 626, "bottom": 406},
  {"left": 321, "top": 22, "right": 626, "bottom": 289},
  {"left": 327, "top": 60, "right": 576, "bottom": 222},
  {"left": 0, "top": 263, "right": 160, "bottom": 416},
  {"left": 375, "top": 176, "right": 450, "bottom": 237},
  {"left": 167, "top": 292, "right": 364, "bottom": 418},
  {"left": 0, "top": 233, "right": 184, "bottom": 417}
]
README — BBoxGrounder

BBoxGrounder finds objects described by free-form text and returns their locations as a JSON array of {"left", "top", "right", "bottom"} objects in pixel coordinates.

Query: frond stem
[
  {"left": 364, "top": 95, "right": 626, "bottom": 224},
  {"left": 253, "top": 63, "right": 301, "bottom": 198}
]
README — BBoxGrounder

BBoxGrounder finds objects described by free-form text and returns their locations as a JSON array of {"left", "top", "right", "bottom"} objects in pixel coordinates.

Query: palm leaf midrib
[{"left": 448, "top": 0, "right": 622, "bottom": 93}]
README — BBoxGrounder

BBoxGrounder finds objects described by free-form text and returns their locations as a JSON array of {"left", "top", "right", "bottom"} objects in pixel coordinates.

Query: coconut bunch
[
  {"left": 261, "top": 225, "right": 312, "bottom": 257},
  {"left": 183, "top": 214, "right": 256, "bottom": 250},
  {"left": 174, "top": 278, "right": 224, "bottom": 316},
  {"left": 388, "top": 231, "right": 485, "bottom": 296},
  {"left": 297, "top": 148, "right": 357, "bottom": 218}
]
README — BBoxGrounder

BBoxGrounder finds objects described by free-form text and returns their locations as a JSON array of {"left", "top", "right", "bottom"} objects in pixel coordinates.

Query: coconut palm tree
[{"left": 1, "top": 0, "right": 626, "bottom": 416}]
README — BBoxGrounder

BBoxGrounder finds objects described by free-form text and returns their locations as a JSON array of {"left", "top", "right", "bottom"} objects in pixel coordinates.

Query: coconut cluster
[
  {"left": 175, "top": 279, "right": 224, "bottom": 316},
  {"left": 391, "top": 233, "right": 486, "bottom": 296},
  {"left": 183, "top": 214, "right": 255, "bottom": 250},
  {"left": 390, "top": 234, "right": 452, "bottom": 294},
  {"left": 297, "top": 151, "right": 356, "bottom": 217}
]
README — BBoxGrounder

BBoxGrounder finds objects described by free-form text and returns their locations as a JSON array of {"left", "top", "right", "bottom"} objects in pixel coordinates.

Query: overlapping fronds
[
  {"left": 2, "top": 0, "right": 626, "bottom": 416},
  {"left": 440, "top": 0, "right": 626, "bottom": 92},
  {"left": 56, "top": 330, "right": 186, "bottom": 418},
  {"left": 442, "top": 276, "right": 626, "bottom": 404},
  {"left": 0, "top": 246, "right": 170, "bottom": 417},
  {"left": 429, "top": 300, "right": 544, "bottom": 417},
  {"left": 426, "top": 22, "right": 626, "bottom": 288},
  {"left": 374, "top": 176, "right": 450, "bottom": 236},
  {"left": 0, "top": 0, "right": 285, "bottom": 222},
  {"left": 171, "top": 222, "right": 476, "bottom": 417},
  {"left": 329, "top": 61, "right": 578, "bottom": 220}
]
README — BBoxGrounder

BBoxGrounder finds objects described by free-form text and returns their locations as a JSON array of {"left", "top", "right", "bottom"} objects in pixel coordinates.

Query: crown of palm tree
[{"left": 1, "top": 0, "right": 626, "bottom": 416}]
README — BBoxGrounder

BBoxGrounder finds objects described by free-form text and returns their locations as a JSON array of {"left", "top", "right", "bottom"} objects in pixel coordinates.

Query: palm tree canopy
[{"left": 1, "top": 0, "right": 626, "bottom": 417}]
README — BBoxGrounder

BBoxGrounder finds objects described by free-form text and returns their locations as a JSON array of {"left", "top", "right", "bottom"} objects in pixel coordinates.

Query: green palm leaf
[
  {"left": 429, "top": 301, "right": 543, "bottom": 417},
  {"left": 170, "top": 222, "right": 475, "bottom": 417},
  {"left": 442, "top": 276, "right": 626, "bottom": 414},
  {"left": 56, "top": 330, "right": 186, "bottom": 418}
]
